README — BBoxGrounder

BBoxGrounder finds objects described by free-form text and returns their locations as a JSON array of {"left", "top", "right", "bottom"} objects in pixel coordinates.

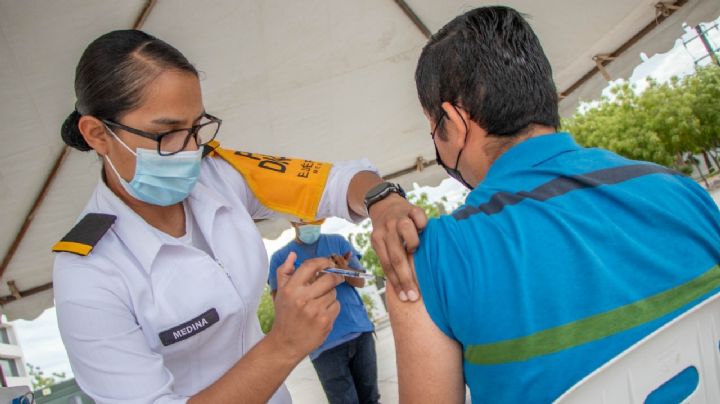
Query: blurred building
[
  {"left": 0, "top": 320, "right": 31, "bottom": 388},
  {"left": 34, "top": 378, "right": 94, "bottom": 404}
]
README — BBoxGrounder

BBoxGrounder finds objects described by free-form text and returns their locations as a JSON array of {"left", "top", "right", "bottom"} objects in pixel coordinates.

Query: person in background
[
  {"left": 269, "top": 220, "right": 379, "bottom": 404},
  {"left": 387, "top": 6, "right": 720, "bottom": 403}
]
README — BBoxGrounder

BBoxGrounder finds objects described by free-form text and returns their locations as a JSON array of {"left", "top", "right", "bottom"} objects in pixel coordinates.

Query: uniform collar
[
  {"left": 93, "top": 179, "right": 164, "bottom": 273},
  {"left": 92, "top": 174, "right": 232, "bottom": 274},
  {"left": 186, "top": 178, "right": 233, "bottom": 254},
  {"left": 483, "top": 132, "right": 580, "bottom": 180}
]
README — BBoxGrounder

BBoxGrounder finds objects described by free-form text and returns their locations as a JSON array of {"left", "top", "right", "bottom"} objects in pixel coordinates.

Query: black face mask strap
[{"left": 450, "top": 106, "right": 474, "bottom": 190}]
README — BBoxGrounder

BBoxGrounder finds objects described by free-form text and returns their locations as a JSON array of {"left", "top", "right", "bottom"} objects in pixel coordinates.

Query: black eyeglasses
[
  {"left": 102, "top": 113, "right": 222, "bottom": 156},
  {"left": 430, "top": 112, "right": 446, "bottom": 140}
]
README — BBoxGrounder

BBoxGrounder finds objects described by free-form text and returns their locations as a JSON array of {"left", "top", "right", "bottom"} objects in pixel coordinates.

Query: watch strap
[{"left": 363, "top": 182, "right": 406, "bottom": 213}]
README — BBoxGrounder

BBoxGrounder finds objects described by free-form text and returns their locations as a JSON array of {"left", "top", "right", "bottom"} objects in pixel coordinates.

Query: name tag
[{"left": 159, "top": 308, "right": 219, "bottom": 346}]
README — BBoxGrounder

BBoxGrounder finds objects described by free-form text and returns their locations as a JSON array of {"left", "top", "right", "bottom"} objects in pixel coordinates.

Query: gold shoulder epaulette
[{"left": 52, "top": 213, "right": 117, "bottom": 256}]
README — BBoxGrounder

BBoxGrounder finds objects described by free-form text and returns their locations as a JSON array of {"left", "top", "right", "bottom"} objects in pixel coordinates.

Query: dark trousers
[{"left": 311, "top": 332, "right": 380, "bottom": 404}]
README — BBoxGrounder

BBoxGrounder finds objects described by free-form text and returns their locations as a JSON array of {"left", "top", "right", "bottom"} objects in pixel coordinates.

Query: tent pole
[
  {"left": 0, "top": 0, "right": 158, "bottom": 288},
  {"left": 133, "top": 0, "right": 157, "bottom": 30},
  {"left": 393, "top": 0, "right": 431, "bottom": 39},
  {"left": 383, "top": 157, "right": 436, "bottom": 181},
  {"left": 0, "top": 146, "right": 70, "bottom": 280},
  {"left": 560, "top": 0, "right": 687, "bottom": 98},
  {"left": 695, "top": 24, "right": 720, "bottom": 66},
  {"left": 0, "top": 282, "right": 53, "bottom": 306}
]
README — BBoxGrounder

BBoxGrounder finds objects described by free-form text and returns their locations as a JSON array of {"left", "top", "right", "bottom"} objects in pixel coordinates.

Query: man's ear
[
  {"left": 78, "top": 115, "right": 111, "bottom": 155},
  {"left": 441, "top": 102, "right": 470, "bottom": 148}
]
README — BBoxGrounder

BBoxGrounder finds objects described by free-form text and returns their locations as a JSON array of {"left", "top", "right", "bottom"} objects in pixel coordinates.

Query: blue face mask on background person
[
  {"left": 104, "top": 127, "right": 202, "bottom": 206},
  {"left": 297, "top": 225, "right": 321, "bottom": 244}
]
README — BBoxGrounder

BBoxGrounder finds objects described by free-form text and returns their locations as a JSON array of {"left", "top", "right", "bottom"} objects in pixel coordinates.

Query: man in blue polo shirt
[
  {"left": 385, "top": 6, "right": 720, "bottom": 403},
  {"left": 268, "top": 220, "right": 378, "bottom": 404}
]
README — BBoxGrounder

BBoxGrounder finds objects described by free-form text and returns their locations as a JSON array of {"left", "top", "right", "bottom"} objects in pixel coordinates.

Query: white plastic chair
[{"left": 555, "top": 292, "right": 720, "bottom": 403}]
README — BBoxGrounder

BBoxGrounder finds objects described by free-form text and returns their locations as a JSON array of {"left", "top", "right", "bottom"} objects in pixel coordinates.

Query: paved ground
[{"left": 286, "top": 317, "right": 398, "bottom": 404}]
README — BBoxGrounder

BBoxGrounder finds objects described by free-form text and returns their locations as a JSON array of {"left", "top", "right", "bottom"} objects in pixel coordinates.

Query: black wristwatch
[{"left": 363, "top": 182, "right": 406, "bottom": 213}]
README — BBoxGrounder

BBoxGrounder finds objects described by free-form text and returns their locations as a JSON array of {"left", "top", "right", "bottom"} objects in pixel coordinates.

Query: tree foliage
[
  {"left": 257, "top": 285, "right": 275, "bottom": 334},
  {"left": 350, "top": 192, "right": 463, "bottom": 277},
  {"left": 563, "top": 65, "right": 720, "bottom": 178},
  {"left": 360, "top": 292, "right": 377, "bottom": 322},
  {"left": 27, "top": 362, "right": 66, "bottom": 390}
]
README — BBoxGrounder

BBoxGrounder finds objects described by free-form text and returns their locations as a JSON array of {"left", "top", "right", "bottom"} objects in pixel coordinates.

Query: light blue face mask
[
  {"left": 104, "top": 127, "right": 202, "bottom": 206},
  {"left": 297, "top": 225, "right": 321, "bottom": 244}
]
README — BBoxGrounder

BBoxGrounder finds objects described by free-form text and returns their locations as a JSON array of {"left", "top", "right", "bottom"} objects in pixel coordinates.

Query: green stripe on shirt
[{"left": 465, "top": 264, "right": 720, "bottom": 365}]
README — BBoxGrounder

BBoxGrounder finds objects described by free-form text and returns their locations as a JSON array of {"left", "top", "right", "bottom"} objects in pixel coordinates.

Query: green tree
[
  {"left": 350, "top": 192, "right": 464, "bottom": 277},
  {"left": 257, "top": 285, "right": 275, "bottom": 334},
  {"left": 27, "top": 362, "right": 66, "bottom": 390},
  {"left": 360, "top": 293, "right": 377, "bottom": 322},
  {"left": 686, "top": 66, "right": 720, "bottom": 170},
  {"left": 563, "top": 65, "right": 720, "bottom": 181},
  {"left": 564, "top": 82, "right": 675, "bottom": 168}
]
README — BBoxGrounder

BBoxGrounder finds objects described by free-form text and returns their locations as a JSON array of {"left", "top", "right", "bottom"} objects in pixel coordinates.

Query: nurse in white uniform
[{"left": 53, "top": 30, "right": 426, "bottom": 404}]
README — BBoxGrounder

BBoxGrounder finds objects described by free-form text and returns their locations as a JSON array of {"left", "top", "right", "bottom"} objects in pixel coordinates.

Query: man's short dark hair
[{"left": 415, "top": 6, "right": 560, "bottom": 139}]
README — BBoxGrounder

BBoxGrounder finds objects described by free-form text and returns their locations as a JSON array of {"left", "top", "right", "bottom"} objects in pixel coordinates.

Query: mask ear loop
[
  {"left": 102, "top": 125, "right": 136, "bottom": 192},
  {"left": 105, "top": 125, "right": 137, "bottom": 156},
  {"left": 103, "top": 153, "right": 125, "bottom": 182},
  {"left": 450, "top": 105, "right": 469, "bottom": 171}
]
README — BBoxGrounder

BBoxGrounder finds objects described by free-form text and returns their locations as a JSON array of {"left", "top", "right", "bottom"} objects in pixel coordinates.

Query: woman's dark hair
[
  {"left": 61, "top": 30, "right": 198, "bottom": 151},
  {"left": 415, "top": 6, "right": 560, "bottom": 139}
]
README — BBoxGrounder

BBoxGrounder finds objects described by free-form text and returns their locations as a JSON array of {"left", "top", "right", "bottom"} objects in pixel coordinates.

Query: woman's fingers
[
  {"left": 306, "top": 271, "right": 343, "bottom": 299},
  {"left": 368, "top": 195, "right": 426, "bottom": 302},
  {"left": 276, "top": 252, "right": 297, "bottom": 289},
  {"left": 288, "top": 257, "right": 333, "bottom": 286}
]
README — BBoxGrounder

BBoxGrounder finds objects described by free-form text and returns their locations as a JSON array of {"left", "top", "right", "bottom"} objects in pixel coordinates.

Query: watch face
[
  {"left": 366, "top": 182, "right": 390, "bottom": 199},
  {"left": 364, "top": 183, "right": 405, "bottom": 209}
]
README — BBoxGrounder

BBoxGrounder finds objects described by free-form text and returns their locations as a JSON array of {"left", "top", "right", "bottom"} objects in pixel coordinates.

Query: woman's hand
[
  {"left": 191, "top": 253, "right": 342, "bottom": 403},
  {"left": 330, "top": 252, "right": 365, "bottom": 288},
  {"left": 346, "top": 172, "right": 427, "bottom": 302},
  {"left": 267, "top": 252, "right": 342, "bottom": 362},
  {"left": 368, "top": 194, "right": 428, "bottom": 302}
]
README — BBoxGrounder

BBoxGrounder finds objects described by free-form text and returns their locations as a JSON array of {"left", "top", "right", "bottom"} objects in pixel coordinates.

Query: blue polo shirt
[
  {"left": 269, "top": 234, "right": 374, "bottom": 359},
  {"left": 414, "top": 133, "right": 720, "bottom": 402}
]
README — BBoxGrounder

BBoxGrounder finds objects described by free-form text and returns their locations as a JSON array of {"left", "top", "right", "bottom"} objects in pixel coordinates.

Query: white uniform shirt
[{"left": 53, "top": 156, "right": 377, "bottom": 404}]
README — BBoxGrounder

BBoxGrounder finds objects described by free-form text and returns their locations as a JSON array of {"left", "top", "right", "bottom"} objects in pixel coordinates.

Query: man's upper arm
[
  {"left": 387, "top": 218, "right": 469, "bottom": 403},
  {"left": 387, "top": 279, "right": 465, "bottom": 404}
]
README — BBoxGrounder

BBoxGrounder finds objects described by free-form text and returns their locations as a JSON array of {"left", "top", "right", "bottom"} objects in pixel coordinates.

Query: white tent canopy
[{"left": 1, "top": 0, "right": 718, "bottom": 321}]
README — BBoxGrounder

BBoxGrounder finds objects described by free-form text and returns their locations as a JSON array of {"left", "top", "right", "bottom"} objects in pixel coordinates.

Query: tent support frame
[
  {"left": 560, "top": 0, "right": 687, "bottom": 98},
  {"left": 0, "top": 0, "right": 698, "bottom": 307},
  {"left": 0, "top": 0, "right": 158, "bottom": 305}
]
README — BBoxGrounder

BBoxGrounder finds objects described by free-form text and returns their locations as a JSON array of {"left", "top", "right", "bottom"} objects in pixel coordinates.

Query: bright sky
[{"left": 12, "top": 15, "right": 720, "bottom": 381}]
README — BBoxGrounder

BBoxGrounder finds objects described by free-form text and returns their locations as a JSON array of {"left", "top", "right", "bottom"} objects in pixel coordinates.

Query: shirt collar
[
  {"left": 186, "top": 177, "right": 233, "bottom": 251},
  {"left": 93, "top": 179, "right": 164, "bottom": 273},
  {"left": 92, "top": 173, "right": 232, "bottom": 274},
  {"left": 483, "top": 132, "right": 580, "bottom": 180}
]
